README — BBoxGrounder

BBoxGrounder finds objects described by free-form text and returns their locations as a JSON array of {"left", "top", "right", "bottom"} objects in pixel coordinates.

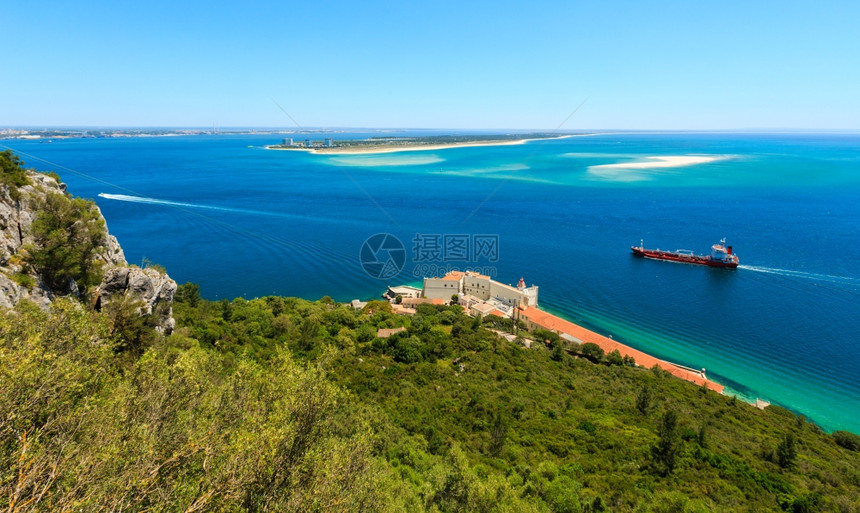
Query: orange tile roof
[
  {"left": 519, "top": 307, "right": 723, "bottom": 393},
  {"left": 401, "top": 297, "right": 447, "bottom": 306},
  {"left": 442, "top": 271, "right": 465, "bottom": 281}
]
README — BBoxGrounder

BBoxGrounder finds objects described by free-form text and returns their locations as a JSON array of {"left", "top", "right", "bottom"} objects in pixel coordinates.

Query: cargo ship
[{"left": 631, "top": 239, "right": 739, "bottom": 268}]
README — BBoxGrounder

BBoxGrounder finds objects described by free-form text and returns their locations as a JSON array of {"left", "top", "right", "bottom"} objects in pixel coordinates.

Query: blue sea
[{"left": 6, "top": 131, "right": 860, "bottom": 433}]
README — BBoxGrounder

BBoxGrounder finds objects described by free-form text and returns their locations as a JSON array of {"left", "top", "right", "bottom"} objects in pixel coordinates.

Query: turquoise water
[{"left": 5, "top": 131, "right": 859, "bottom": 433}]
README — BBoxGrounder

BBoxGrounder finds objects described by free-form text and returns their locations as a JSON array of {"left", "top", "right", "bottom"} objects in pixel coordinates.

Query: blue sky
[{"left": 4, "top": 1, "right": 859, "bottom": 129}]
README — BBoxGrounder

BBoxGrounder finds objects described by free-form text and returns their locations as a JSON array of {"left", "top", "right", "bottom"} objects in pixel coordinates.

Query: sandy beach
[{"left": 266, "top": 134, "right": 574, "bottom": 155}]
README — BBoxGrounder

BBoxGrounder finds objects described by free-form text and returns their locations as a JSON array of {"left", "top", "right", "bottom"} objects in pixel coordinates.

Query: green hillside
[
  {"left": 169, "top": 293, "right": 860, "bottom": 512},
  {"left": 5, "top": 289, "right": 858, "bottom": 511}
]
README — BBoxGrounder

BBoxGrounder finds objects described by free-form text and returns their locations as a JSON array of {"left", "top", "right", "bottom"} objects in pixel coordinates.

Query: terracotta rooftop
[
  {"left": 401, "top": 297, "right": 446, "bottom": 306},
  {"left": 519, "top": 307, "right": 723, "bottom": 393},
  {"left": 442, "top": 271, "right": 465, "bottom": 281}
]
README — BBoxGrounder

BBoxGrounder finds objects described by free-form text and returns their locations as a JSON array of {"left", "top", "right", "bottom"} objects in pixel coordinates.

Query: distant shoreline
[{"left": 265, "top": 134, "right": 576, "bottom": 155}]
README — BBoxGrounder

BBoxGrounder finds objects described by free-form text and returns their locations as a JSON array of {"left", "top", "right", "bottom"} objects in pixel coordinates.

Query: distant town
[
  {"left": 0, "top": 127, "right": 353, "bottom": 140},
  {"left": 268, "top": 133, "right": 572, "bottom": 153}
]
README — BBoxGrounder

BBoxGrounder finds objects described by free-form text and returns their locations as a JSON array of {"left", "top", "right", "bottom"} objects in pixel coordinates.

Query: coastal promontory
[{"left": 0, "top": 150, "right": 175, "bottom": 331}]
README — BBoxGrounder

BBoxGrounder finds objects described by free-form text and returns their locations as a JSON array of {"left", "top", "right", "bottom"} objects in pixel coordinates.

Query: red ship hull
[{"left": 630, "top": 246, "right": 739, "bottom": 268}]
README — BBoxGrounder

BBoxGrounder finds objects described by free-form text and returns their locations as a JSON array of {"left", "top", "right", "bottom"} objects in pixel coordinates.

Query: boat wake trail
[
  {"left": 99, "top": 193, "right": 360, "bottom": 267},
  {"left": 98, "top": 193, "right": 283, "bottom": 217},
  {"left": 739, "top": 265, "right": 860, "bottom": 285}
]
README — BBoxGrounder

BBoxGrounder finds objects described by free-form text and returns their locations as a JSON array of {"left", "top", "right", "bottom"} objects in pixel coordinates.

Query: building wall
[
  {"left": 489, "top": 281, "right": 523, "bottom": 306},
  {"left": 462, "top": 275, "right": 491, "bottom": 300},
  {"left": 423, "top": 277, "right": 461, "bottom": 299},
  {"left": 521, "top": 316, "right": 541, "bottom": 332},
  {"left": 386, "top": 285, "right": 422, "bottom": 299},
  {"left": 522, "top": 286, "right": 539, "bottom": 307},
  {"left": 485, "top": 282, "right": 539, "bottom": 307}
]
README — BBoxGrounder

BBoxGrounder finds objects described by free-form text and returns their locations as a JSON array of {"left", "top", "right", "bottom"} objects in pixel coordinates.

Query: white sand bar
[
  {"left": 586, "top": 155, "right": 727, "bottom": 182},
  {"left": 589, "top": 155, "right": 721, "bottom": 170}
]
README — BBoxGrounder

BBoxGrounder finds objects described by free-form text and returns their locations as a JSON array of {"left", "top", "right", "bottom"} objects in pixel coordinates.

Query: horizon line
[{"left": 3, "top": 126, "right": 860, "bottom": 133}]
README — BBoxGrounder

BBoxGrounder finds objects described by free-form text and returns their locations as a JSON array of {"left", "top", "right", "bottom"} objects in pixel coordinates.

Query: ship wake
[
  {"left": 739, "top": 265, "right": 860, "bottom": 285},
  {"left": 98, "top": 193, "right": 284, "bottom": 217}
]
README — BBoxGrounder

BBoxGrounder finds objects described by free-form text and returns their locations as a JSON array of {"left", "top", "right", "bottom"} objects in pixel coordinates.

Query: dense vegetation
[
  {"left": 1, "top": 300, "right": 395, "bottom": 511},
  {"left": 0, "top": 150, "right": 30, "bottom": 191},
  {"left": 6, "top": 282, "right": 857, "bottom": 511},
  {"left": 25, "top": 192, "right": 107, "bottom": 292},
  {"left": 168, "top": 293, "right": 860, "bottom": 512}
]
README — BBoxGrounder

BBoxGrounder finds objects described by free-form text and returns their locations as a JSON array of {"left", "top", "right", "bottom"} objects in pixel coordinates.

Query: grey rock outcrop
[
  {"left": 0, "top": 274, "right": 20, "bottom": 309},
  {"left": 0, "top": 173, "right": 57, "bottom": 266},
  {"left": 0, "top": 274, "right": 56, "bottom": 311},
  {"left": 96, "top": 266, "right": 177, "bottom": 334},
  {"left": 0, "top": 170, "right": 175, "bottom": 333},
  {"left": 1, "top": 173, "right": 127, "bottom": 268}
]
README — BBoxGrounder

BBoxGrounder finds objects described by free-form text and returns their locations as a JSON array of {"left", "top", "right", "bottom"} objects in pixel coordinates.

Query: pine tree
[
  {"left": 652, "top": 410, "right": 681, "bottom": 475},
  {"left": 636, "top": 385, "right": 653, "bottom": 415},
  {"left": 777, "top": 433, "right": 797, "bottom": 469}
]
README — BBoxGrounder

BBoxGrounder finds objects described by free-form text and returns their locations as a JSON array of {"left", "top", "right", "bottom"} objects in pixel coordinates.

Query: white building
[
  {"left": 490, "top": 277, "right": 538, "bottom": 308},
  {"left": 422, "top": 271, "right": 539, "bottom": 313},
  {"left": 423, "top": 271, "right": 464, "bottom": 300},
  {"left": 384, "top": 285, "right": 423, "bottom": 300}
]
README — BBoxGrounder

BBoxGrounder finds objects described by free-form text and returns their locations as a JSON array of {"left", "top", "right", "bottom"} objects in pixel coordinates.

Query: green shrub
[
  {"left": 175, "top": 282, "right": 201, "bottom": 306},
  {"left": 581, "top": 342, "right": 605, "bottom": 362},
  {"left": 832, "top": 430, "right": 860, "bottom": 452},
  {"left": 392, "top": 334, "right": 424, "bottom": 364},
  {"left": 0, "top": 150, "right": 30, "bottom": 193},
  {"left": 10, "top": 273, "right": 36, "bottom": 289},
  {"left": 681, "top": 427, "right": 698, "bottom": 441},
  {"left": 534, "top": 328, "right": 559, "bottom": 347},
  {"left": 27, "top": 191, "right": 106, "bottom": 293},
  {"left": 544, "top": 475, "right": 582, "bottom": 513},
  {"left": 606, "top": 349, "right": 624, "bottom": 366},
  {"left": 578, "top": 421, "right": 597, "bottom": 434}
]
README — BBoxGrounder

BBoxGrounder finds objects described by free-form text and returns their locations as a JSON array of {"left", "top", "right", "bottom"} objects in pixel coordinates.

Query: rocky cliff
[{"left": 0, "top": 168, "right": 175, "bottom": 332}]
